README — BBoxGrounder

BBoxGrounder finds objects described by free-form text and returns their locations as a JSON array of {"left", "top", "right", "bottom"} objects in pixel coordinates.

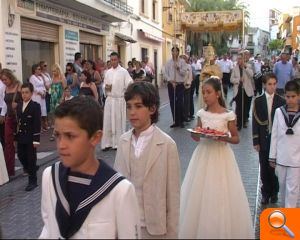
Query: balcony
[
  {"left": 175, "top": 24, "right": 183, "bottom": 36},
  {"left": 103, "top": 0, "right": 133, "bottom": 14}
]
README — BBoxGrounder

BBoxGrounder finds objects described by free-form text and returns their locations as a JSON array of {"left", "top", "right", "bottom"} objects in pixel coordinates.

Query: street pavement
[{"left": 1, "top": 86, "right": 297, "bottom": 239}]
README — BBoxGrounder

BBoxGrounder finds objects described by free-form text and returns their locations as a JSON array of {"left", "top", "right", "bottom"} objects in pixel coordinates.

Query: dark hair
[
  {"left": 87, "top": 60, "right": 96, "bottom": 70},
  {"left": 203, "top": 77, "right": 226, "bottom": 108},
  {"left": 81, "top": 59, "right": 87, "bottom": 66},
  {"left": 81, "top": 70, "right": 92, "bottom": 84},
  {"left": 171, "top": 46, "right": 180, "bottom": 52},
  {"left": 110, "top": 52, "right": 119, "bottom": 58},
  {"left": 65, "top": 62, "right": 75, "bottom": 77},
  {"left": 54, "top": 96, "right": 103, "bottom": 137},
  {"left": 263, "top": 73, "right": 277, "bottom": 84},
  {"left": 125, "top": 81, "right": 160, "bottom": 123},
  {"left": 285, "top": 80, "right": 300, "bottom": 94},
  {"left": 21, "top": 82, "right": 34, "bottom": 92},
  {"left": 74, "top": 52, "right": 82, "bottom": 61},
  {"left": 32, "top": 64, "right": 40, "bottom": 74}
]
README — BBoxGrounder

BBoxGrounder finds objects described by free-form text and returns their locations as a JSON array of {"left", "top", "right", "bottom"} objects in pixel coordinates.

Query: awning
[
  {"left": 115, "top": 32, "right": 137, "bottom": 43},
  {"left": 138, "top": 29, "right": 164, "bottom": 43}
]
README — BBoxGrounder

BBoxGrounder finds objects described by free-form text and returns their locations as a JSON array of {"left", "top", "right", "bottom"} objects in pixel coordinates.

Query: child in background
[
  {"left": 60, "top": 86, "right": 74, "bottom": 103},
  {"left": 252, "top": 73, "right": 285, "bottom": 205},
  {"left": 269, "top": 80, "right": 300, "bottom": 208},
  {"left": 114, "top": 81, "right": 181, "bottom": 239},
  {"left": 179, "top": 77, "right": 253, "bottom": 239},
  {"left": 39, "top": 96, "right": 140, "bottom": 239},
  {"left": 15, "top": 82, "right": 41, "bottom": 191}
]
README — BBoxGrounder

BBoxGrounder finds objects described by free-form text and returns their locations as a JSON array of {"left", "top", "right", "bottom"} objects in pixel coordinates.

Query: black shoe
[
  {"left": 243, "top": 122, "right": 248, "bottom": 128},
  {"left": 270, "top": 195, "right": 278, "bottom": 203},
  {"left": 189, "top": 116, "right": 195, "bottom": 120},
  {"left": 237, "top": 126, "right": 242, "bottom": 131},
  {"left": 261, "top": 196, "right": 269, "bottom": 205},
  {"left": 102, "top": 147, "right": 111, "bottom": 152},
  {"left": 180, "top": 123, "right": 185, "bottom": 128},
  {"left": 184, "top": 118, "right": 191, "bottom": 122},
  {"left": 25, "top": 183, "right": 38, "bottom": 191},
  {"left": 170, "top": 123, "right": 179, "bottom": 128}
]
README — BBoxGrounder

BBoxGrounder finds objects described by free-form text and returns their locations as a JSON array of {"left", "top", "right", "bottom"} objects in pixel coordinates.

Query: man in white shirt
[
  {"left": 218, "top": 54, "right": 233, "bottom": 98},
  {"left": 164, "top": 47, "right": 187, "bottom": 128},
  {"left": 254, "top": 54, "right": 264, "bottom": 95},
  {"left": 101, "top": 52, "right": 133, "bottom": 151},
  {"left": 191, "top": 57, "right": 202, "bottom": 96}
]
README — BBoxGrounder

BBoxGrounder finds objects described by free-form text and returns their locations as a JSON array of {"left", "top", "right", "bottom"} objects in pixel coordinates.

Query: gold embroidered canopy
[{"left": 180, "top": 10, "right": 244, "bottom": 32}]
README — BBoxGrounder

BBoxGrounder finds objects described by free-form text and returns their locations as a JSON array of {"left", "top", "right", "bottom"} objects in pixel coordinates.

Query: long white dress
[
  {"left": 179, "top": 109, "right": 254, "bottom": 239},
  {"left": 29, "top": 74, "right": 47, "bottom": 116},
  {"left": 101, "top": 65, "right": 133, "bottom": 149},
  {"left": 0, "top": 143, "right": 9, "bottom": 185}
]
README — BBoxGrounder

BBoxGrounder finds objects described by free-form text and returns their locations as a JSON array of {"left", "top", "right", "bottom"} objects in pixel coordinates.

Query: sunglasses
[{"left": 66, "top": 68, "right": 72, "bottom": 71}]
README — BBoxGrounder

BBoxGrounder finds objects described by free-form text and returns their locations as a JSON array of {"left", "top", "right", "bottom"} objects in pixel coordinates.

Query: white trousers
[{"left": 276, "top": 165, "right": 300, "bottom": 208}]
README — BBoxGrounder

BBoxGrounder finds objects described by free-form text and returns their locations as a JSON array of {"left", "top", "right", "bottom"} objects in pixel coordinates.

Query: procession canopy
[{"left": 180, "top": 10, "right": 243, "bottom": 32}]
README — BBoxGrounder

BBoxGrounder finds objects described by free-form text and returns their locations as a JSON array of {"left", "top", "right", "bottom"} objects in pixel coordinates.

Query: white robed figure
[
  {"left": 101, "top": 52, "right": 133, "bottom": 150},
  {"left": 0, "top": 142, "right": 9, "bottom": 185}
]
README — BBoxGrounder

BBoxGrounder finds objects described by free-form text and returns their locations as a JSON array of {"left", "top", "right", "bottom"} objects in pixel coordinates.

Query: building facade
[
  {"left": 162, "top": 0, "right": 190, "bottom": 66},
  {"left": 245, "top": 27, "right": 270, "bottom": 58},
  {"left": 0, "top": 0, "right": 132, "bottom": 82}
]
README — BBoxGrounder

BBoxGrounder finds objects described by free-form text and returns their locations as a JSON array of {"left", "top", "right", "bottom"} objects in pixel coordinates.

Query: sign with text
[
  {"left": 64, "top": 29, "right": 79, "bottom": 67},
  {"left": 4, "top": 31, "right": 20, "bottom": 75}
]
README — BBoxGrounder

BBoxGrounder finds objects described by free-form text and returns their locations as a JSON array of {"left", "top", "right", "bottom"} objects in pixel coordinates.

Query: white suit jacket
[
  {"left": 230, "top": 64, "right": 254, "bottom": 97},
  {"left": 39, "top": 166, "right": 140, "bottom": 239},
  {"left": 114, "top": 126, "right": 181, "bottom": 238},
  {"left": 269, "top": 108, "right": 300, "bottom": 167}
]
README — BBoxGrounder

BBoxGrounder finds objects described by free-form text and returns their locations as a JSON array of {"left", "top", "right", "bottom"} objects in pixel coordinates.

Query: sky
[{"left": 242, "top": 0, "right": 300, "bottom": 31}]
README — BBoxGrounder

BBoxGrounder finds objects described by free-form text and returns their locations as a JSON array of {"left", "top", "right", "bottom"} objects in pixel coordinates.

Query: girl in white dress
[{"left": 179, "top": 77, "right": 254, "bottom": 239}]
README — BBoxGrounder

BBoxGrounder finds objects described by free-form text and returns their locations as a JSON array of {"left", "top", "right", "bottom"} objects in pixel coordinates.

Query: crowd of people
[{"left": 0, "top": 45, "right": 299, "bottom": 239}]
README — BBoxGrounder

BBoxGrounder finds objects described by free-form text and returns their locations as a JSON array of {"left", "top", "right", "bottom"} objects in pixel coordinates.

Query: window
[
  {"left": 168, "top": 12, "right": 173, "bottom": 22},
  {"left": 141, "top": 0, "right": 145, "bottom": 14},
  {"left": 152, "top": 0, "right": 157, "bottom": 21},
  {"left": 141, "top": 48, "right": 148, "bottom": 62},
  {"left": 21, "top": 39, "right": 55, "bottom": 82},
  {"left": 80, "top": 43, "right": 102, "bottom": 61}
]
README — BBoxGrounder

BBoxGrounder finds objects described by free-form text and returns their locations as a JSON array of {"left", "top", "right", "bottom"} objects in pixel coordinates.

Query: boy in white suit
[
  {"left": 114, "top": 81, "right": 181, "bottom": 239},
  {"left": 269, "top": 80, "right": 300, "bottom": 208},
  {"left": 39, "top": 96, "right": 140, "bottom": 239}
]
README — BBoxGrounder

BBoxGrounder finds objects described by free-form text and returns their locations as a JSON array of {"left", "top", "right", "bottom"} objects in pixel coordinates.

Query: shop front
[{"left": 0, "top": 0, "right": 115, "bottom": 82}]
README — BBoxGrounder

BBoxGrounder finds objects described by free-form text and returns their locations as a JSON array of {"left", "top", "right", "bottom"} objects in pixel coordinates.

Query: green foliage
[
  {"left": 187, "top": 0, "right": 249, "bottom": 56},
  {"left": 268, "top": 39, "right": 284, "bottom": 51}
]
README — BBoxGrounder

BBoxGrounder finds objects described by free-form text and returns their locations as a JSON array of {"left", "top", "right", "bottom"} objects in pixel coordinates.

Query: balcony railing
[{"left": 103, "top": 0, "right": 133, "bottom": 14}]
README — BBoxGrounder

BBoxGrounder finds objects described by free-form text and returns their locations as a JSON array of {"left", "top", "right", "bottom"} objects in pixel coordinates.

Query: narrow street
[{"left": 0, "top": 87, "right": 262, "bottom": 239}]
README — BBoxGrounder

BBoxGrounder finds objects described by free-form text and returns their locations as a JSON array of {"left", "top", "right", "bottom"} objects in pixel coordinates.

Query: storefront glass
[
  {"left": 21, "top": 40, "right": 54, "bottom": 82},
  {"left": 80, "top": 43, "right": 103, "bottom": 61}
]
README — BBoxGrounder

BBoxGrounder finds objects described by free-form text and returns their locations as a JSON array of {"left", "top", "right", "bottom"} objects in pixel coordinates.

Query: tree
[
  {"left": 268, "top": 39, "right": 284, "bottom": 54},
  {"left": 187, "top": 0, "right": 249, "bottom": 56}
]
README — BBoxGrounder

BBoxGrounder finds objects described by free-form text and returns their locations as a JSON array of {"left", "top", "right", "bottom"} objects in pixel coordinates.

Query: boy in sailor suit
[
  {"left": 269, "top": 80, "right": 300, "bottom": 208},
  {"left": 15, "top": 82, "right": 41, "bottom": 191},
  {"left": 114, "top": 82, "right": 181, "bottom": 239},
  {"left": 39, "top": 96, "right": 140, "bottom": 239},
  {"left": 252, "top": 73, "right": 285, "bottom": 205}
]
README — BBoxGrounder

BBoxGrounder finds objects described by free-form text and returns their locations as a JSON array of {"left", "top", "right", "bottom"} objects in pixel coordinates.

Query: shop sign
[
  {"left": 35, "top": 2, "right": 109, "bottom": 34},
  {"left": 64, "top": 29, "right": 79, "bottom": 66},
  {"left": 65, "top": 30, "right": 79, "bottom": 41},
  {"left": 4, "top": 31, "right": 20, "bottom": 75},
  {"left": 17, "top": 0, "right": 34, "bottom": 11}
]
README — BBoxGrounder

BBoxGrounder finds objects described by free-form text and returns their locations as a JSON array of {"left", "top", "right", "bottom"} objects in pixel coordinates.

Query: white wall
[
  {"left": 117, "top": 0, "right": 164, "bottom": 85},
  {"left": 0, "top": 0, "right": 23, "bottom": 81}
]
